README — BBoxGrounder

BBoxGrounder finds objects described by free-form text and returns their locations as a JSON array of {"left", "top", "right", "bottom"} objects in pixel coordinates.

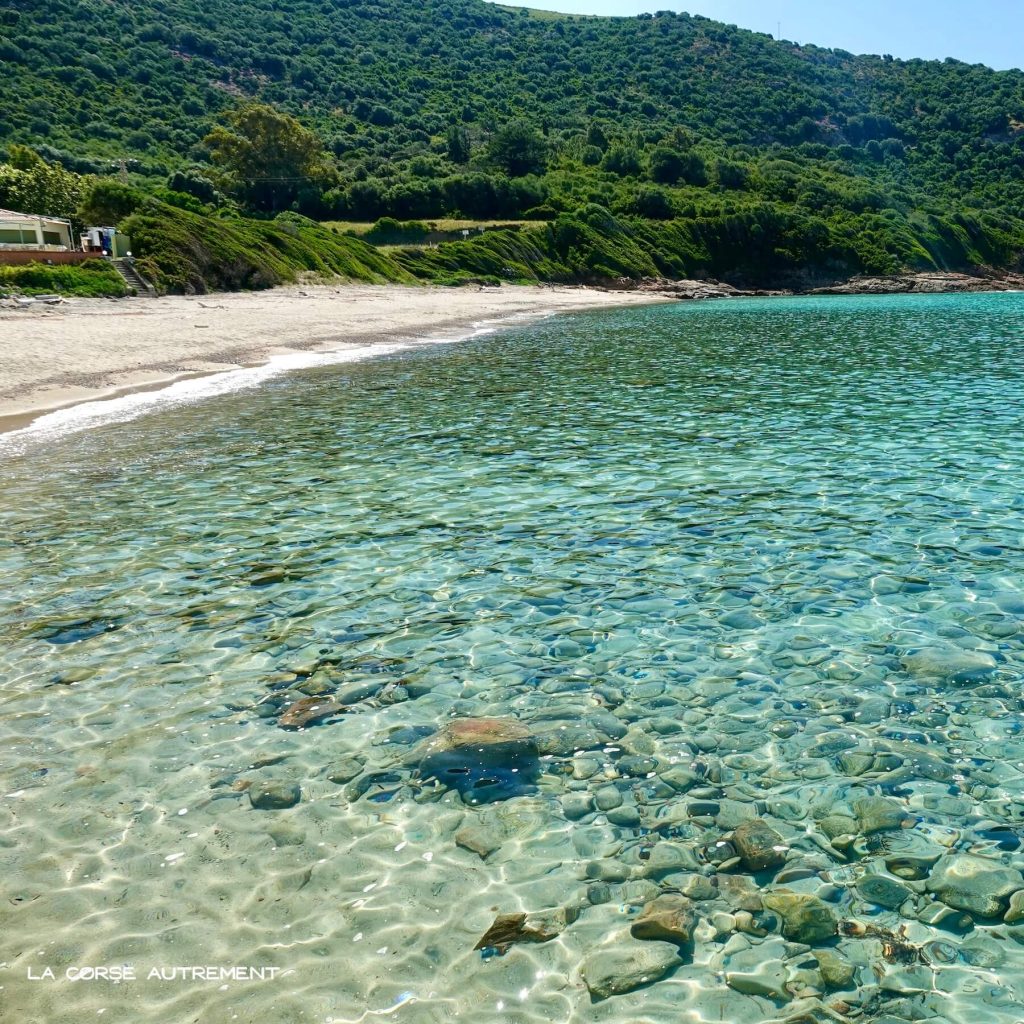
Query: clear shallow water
[{"left": 2, "top": 293, "right": 1024, "bottom": 1022}]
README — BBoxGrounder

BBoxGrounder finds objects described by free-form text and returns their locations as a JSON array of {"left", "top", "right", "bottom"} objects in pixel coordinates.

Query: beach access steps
[{"left": 112, "top": 258, "right": 157, "bottom": 298}]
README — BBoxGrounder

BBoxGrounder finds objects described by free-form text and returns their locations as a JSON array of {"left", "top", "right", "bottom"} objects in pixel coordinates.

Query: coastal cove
[{"left": 3, "top": 292, "right": 1024, "bottom": 1022}]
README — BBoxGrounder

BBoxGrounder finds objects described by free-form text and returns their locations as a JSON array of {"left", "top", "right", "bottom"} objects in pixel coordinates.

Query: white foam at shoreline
[{"left": 0, "top": 318, "right": 523, "bottom": 456}]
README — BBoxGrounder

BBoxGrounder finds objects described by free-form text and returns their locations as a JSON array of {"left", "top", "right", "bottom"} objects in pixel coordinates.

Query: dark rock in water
[
  {"left": 415, "top": 717, "right": 540, "bottom": 804},
  {"left": 35, "top": 616, "right": 125, "bottom": 645},
  {"left": 249, "top": 781, "right": 301, "bottom": 810},
  {"left": 617, "top": 755, "right": 659, "bottom": 777},
  {"left": 278, "top": 696, "right": 345, "bottom": 730},
  {"left": 585, "top": 859, "right": 630, "bottom": 883},
  {"left": 474, "top": 908, "right": 577, "bottom": 954},
  {"left": 732, "top": 819, "right": 788, "bottom": 872},
  {"left": 630, "top": 894, "right": 697, "bottom": 946},
  {"left": 762, "top": 890, "right": 838, "bottom": 945},
  {"left": 607, "top": 805, "right": 642, "bottom": 828},
  {"left": 334, "top": 680, "right": 383, "bottom": 704},
  {"left": 294, "top": 677, "right": 334, "bottom": 697},
  {"left": 380, "top": 724, "right": 435, "bottom": 746}
]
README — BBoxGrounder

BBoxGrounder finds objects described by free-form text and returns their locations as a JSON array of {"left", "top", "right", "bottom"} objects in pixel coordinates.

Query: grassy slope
[
  {"left": 0, "top": 261, "right": 128, "bottom": 297},
  {"left": 121, "top": 206, "right": 417, "bottom": 293}
]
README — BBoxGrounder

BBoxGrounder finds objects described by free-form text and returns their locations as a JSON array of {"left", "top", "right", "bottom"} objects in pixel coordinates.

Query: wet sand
[{"left": 0, "top": 283, "right": 667, "bottom": 426}]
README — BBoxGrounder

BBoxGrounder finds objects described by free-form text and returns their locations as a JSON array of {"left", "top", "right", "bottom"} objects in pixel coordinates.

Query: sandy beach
[{"left": 0, "top": 283, "right": 666, "bottom": 426}]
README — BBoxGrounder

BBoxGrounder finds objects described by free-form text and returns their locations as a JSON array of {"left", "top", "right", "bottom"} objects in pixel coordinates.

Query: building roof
[{"left": 0, "top": 208, "right": 72, "bottom": 223}]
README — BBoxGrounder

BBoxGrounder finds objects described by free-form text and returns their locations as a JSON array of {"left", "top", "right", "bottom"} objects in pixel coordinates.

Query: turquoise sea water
[{"left": 3, "top": 293, "right": 1024, "bottom": 1023}]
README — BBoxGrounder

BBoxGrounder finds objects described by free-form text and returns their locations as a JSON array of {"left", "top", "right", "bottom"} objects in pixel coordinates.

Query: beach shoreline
[{"left": 0, "top": 283, "right": 669, "bottom": 430}]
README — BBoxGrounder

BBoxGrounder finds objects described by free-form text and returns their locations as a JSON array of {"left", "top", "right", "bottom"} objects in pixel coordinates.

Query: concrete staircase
[{"left": 112, "top": 258, "right": 157, "bottom": 297}]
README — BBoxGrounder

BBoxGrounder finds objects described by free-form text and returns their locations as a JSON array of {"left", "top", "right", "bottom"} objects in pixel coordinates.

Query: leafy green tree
[
  {"left": 487, "top": 122, "right": 547, "bottom": 177},
  {"left": 0, "top": 154, "right": 89, "bottom": 220},
  {"left": 602, "top": 144, "right": 643, "bottom": 177},
  {"left": 446, "top": 125, "right": 471, "bottom": 164},
  {"left": 77, "top": 180, "right": 145, "bottom": 225},
  {"left": 205, "top": 104, "right": 330, "bottom": 212}
]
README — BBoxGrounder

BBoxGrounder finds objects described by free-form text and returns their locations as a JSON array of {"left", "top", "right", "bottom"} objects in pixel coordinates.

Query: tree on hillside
[
  {"left": 77, "top": 180, "right": 145, "bottom": 226},
  {"left": 204, "top": 104, "right": 330, "bottom": 212},
  {"left": 446, "top": 125, "right": 471, "bottom": 165},
  {"left": 487, "top": 122, "right": 547, "bottom": 178},
  {"left": 0, "top": 151, "right": 89, "bottom": 220}
]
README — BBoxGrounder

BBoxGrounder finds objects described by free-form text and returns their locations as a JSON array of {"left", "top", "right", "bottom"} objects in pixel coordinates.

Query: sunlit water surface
[{"left": 3, "top": 294, "right": 1024, "bottom": 1023}]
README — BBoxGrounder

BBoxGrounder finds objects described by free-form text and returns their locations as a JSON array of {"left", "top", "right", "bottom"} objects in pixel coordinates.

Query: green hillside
[{"left": 2, "top": 0, "right": 1024, "bottom": 287}]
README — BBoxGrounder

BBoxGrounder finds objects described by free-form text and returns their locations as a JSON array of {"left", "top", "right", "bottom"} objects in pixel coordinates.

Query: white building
[{"left": 0, "top": 208, "right": 74, "bottom": 250}]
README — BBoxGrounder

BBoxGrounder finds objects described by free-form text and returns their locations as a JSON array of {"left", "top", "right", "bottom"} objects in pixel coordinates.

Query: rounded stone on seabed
[
  {"left": 585, "top": 859, "right": 631, "bottom": 883},
  {"left": 249, "top": 781, "right": 301, "bottom": 810},
  {"left": 630, "top": 894, "right": 698, "bottom": 945},
  {"left": 562, "top": 792, "right": 595, "bottom": 821},
  {"left": 900, "top": 647, "right": 997, "bottom": 684},
  {"left": 594, "top": 785, "right": 623, "bottom": 811},
  {"left": 853, "top": 796, "right": 911, "bottom": 835},
  {"left": 761, "top": 890, "right": 838, "bottom": 945},
  {"left": 573, "top": 757, "right": 601, "bottom": 780},
  {"left": 926, "top": 854, "right": 1024, "bottom": 917},
  {"left": 725, "top": 960, "right": 790, "bottom": 1001},
  {"left": 1004, "top": 889, "right": 1024, "bottom": 923},
  {"left": 324, "top": 757, "right": 363, "bottom": 784},
  {"left": 818, "top": 814, "right": 858, "bottom": 839},
  {"left": 731, "top": 818, "right": 788, "bottom": 872},
  {"left": 856, "top": 873, "right": 913, "bottom": 910},
  {"left": 607, "top": 805, "right": 642, "bottom": 828},
  {"left": 815, "top": 949, "right": 856, "bottom": 990},
  {"left": 617, "top": 755, "right": 658, "bottom": 777},
  {"left": 580, "top": 940, "right": 683, "bottom": 1000}
]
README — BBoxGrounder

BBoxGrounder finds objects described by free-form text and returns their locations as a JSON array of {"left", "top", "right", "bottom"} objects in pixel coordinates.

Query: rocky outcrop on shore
[{"left": 626, "top": 270, "right": 1024, "bottom": 300}]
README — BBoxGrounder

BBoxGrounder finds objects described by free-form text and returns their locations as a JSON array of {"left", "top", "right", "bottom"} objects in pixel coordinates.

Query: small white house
[{"left": 0, "top": 208, "right": 74, "bottom": 250}]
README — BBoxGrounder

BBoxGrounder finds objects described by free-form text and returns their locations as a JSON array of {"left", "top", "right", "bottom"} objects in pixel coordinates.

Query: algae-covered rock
[
  {"left": 580, "top": 941, "right": 682, "bottom": 999},
  {"left": 856, "top": 873, "right": 913, "bottom": 910},
  {"left": 416, "top": 717, "right": 540, "bottom": 803},
  {"left": 629, "top": 894, "right": 697, "bottom": 945},
  {"left": 926, "top": 854, "right": 1024, "bottom": 917},
  {"left": 853, "top": 796, "right": 910, "bottom": 834},
  {"left": 814, "top": 949, "right": 855, "bottom": 990},
  {"left": 249, "top": 781, "right": 301, "bottom": 810},
  {"left": 818, "top": 814, "right": 857, "bottom": 840},
  {"left": 762, "top": 890, "right": 838, "bottom": 945},
  {"left": 732, "top": 819, "right": 788, "bottom": 872}
]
